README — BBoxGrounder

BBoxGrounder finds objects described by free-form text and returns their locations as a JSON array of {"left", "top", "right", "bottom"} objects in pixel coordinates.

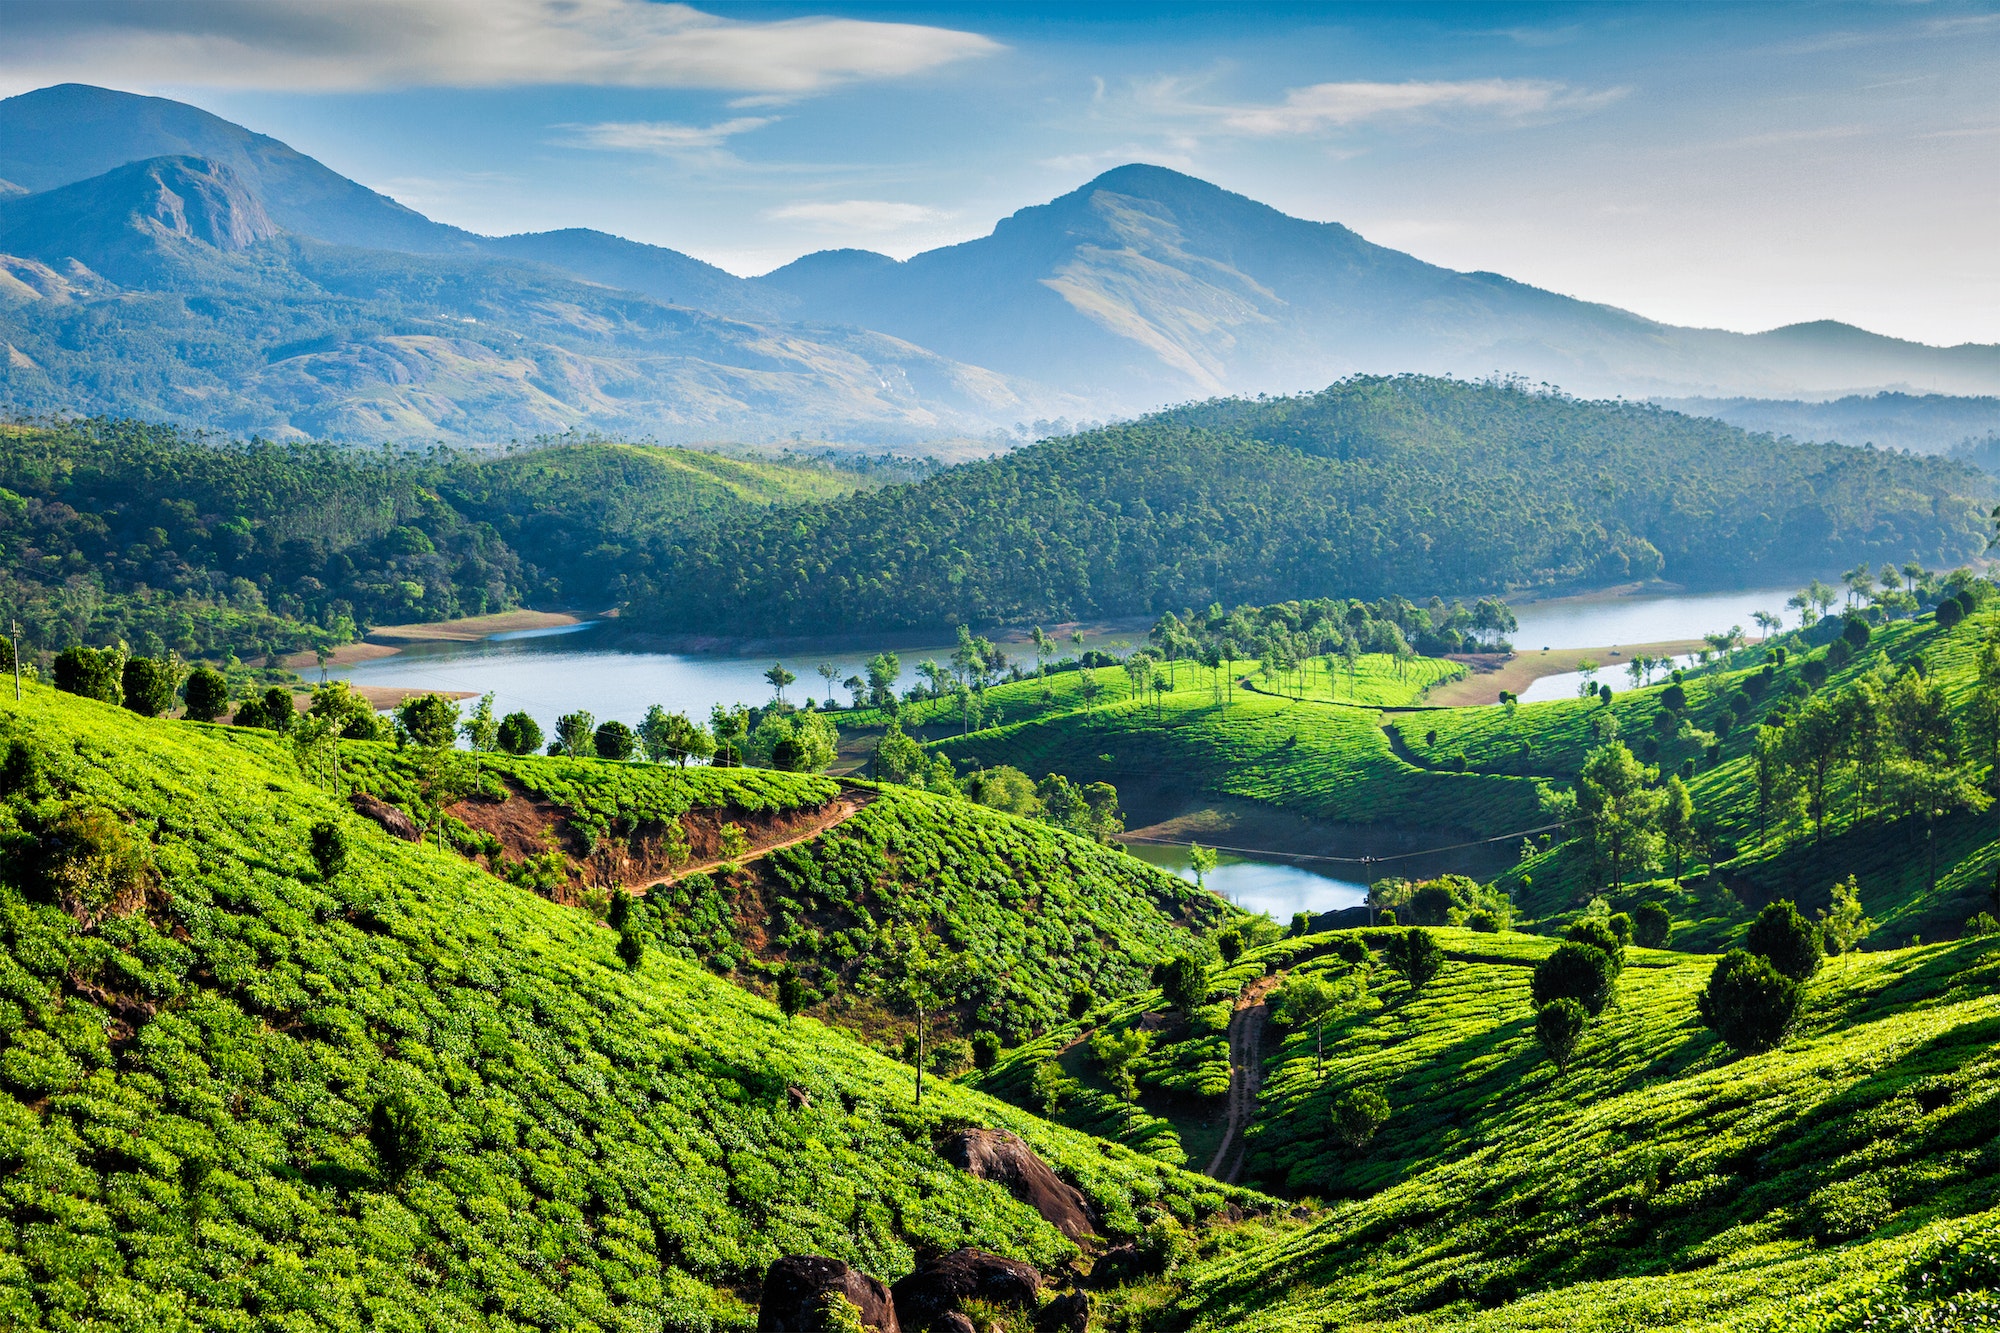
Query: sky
[{"left": 2, "top": 1, "right": 1999, "bottom": 346}]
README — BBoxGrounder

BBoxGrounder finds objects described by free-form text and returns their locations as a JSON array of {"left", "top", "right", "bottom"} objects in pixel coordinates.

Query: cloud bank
[{"left": 0, "top": 0, "right": 1002, "bottom": 94}]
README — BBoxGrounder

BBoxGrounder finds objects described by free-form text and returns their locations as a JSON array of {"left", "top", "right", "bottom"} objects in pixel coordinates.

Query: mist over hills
[{"left": 2, "top": 83, "right": 2000, "bottom": 442}]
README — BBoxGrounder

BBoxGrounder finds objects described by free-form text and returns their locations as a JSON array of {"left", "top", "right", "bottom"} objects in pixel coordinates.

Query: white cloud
[
  {"left": 1213, "top": 79, "right": 1623, "bottom": 136},
  {"left": 556, "top": 116, "right": 776, "bottom": 154},
  {"left": 765, "top": 200, "right": 953, "bottom": 232},
  {"left": 0, "top": 0, "right": 1002, "bottom": 95}
]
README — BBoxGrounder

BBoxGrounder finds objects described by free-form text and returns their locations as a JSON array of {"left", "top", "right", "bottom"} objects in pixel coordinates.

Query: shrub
[
  {"left": 368, "top": 1091, "right": 436, "bottom": 1182},
  {"left": 182, "top": 666, "right": 229, "bottom": 722},
  {"left": 1215, "top": 928, "right": 1244, "bottom": 963},
  {"left": 930, "top": 1037, "right": 974, "bottom": 1077},
  {"left": 1531, "top": 942, "right": 1616, "bottom": 1015},
  {"left": 1633, "top": 901, "right": 1673, "bottom": 949},
  {"left": 1535, "top": 998, "right": 1588, "bottom": 1073},
  {"left": 1384, "top": 928, "right": 1443, "bottom": 995},
  {"left": 53, "top": 645, "right": 121, "bottom": 704},
  {"left": 1157, "top": 954, "right": 1207, "bottom": 1014},
  {"left": 39, "top": 805, "right": 157, "bottom": 926},
  {"left": 1843, "top": 616, "right": 1872, "bottom": 648},
  {"left": 616, "top": 922, "right": 647, "bottom": 970},
  {"left": 1329, "top": 1087, "right": 1390, "bottom": 1148},
  {"left": 1606, "top": 912, "right": 1634, "bottom": 947},
  {"left": 497, "top": 711, "right": 543, "bottom": 755},
  {"left": 1289, "top": 911, "right": 1312, "bottom": 937},
  {"left": 1937, "top": 597, "right": 1966, "bottom": 629},
  {"left": 1744, "top": 899, "right": 1822, "bottom": 981},
  {"left": 971, "top": 1031, "right": 1001, "bottom": 1070},
  {"left": 120, "top": 657, "right": 178, "bottom": 717},
  {"left": 308, "top": 821, "right": 348, "bottom": 882},
  {"left": 1698, "top": 949, "right": 1802, "bottom": 1053},
  {"left": 397, "top": 694, "right": 460, "bottom": 749},
  {"left": 1067, "top": 987, "right": 1094, "bottom": 1021},
  {"left": 1566, "top": 917, "right": 1625, "bottom": 972},
  {"left": 1967, "top": 912, "right": 2000, "bottom": 938},
  {"left": 1804, "top": 1175, "right": 1894, "bottom": 1244}
]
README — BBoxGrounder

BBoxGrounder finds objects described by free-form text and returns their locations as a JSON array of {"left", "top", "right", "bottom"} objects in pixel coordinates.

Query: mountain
[
  {"left": 755, "top": 163, "right": 2000, "bottom": 407},
  {"left": 0, "top": 151, "right": 1061, "bottom": 442},
  {"left": 629, "top": 376, "right": 1994, "bottom": 638},
  {"left": 1662, "top": 390, "right": 2000, "bottom": 454}
]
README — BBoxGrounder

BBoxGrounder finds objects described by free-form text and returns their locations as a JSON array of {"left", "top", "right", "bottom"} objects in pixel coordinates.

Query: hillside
[
  {"left": 0, "top": 418, "right": 863, "bottom": 665},
  {"left": 1663, "top": 391, "right": 2000, "bottom": 455},
  {"left": 0, "top": 681, "right": 1263, "bottom": 1327},
  {"left": 631, "top": 376, "right": 1992, "bottom": 637}
]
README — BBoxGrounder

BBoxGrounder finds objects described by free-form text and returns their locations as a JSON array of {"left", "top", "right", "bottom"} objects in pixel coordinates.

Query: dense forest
[
  {"left": 0, "top": 418, "right": 860, "bottom": 663},
  {"left": 631, "top": 376, "right": 1993, "bottom": 637}
]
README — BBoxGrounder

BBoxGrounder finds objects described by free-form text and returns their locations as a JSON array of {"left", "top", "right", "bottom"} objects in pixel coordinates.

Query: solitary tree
[
  {"left": 816, "top": 662, "right": 839, "bottom": 706},
  {"left": 1535, "top": 998, "right": 1588, "bottom": 1073},
  {"left": 395, "top": 693, "right": 460, "bottom": 750},
  {"left": 1329, "top": 1086, "right": 1390, "bottom": 1149},
  {"left": 871, "top": 929, "right": 957, "bottom": 1105},
  {"left": 554, "top": 710, "right": 597, "bottom": 758},
  {"left": 776, "top": 967, "right": 806, "bottom": 1021},
  {"left": 1817, "top": 876, "right": 1874, "bottom": 959},
  {"left": 308, "top": 820, "right": 349, "bottom": 882},
  {"left": 120, "top": 657, "right": 180, "bottom": 717},
  {"left": 1744, "top": 899, "right": 1822, "bottom": 981},
  {"left": 368, "top": 1091, "right": 436, "bottom": 1184},
  {"left": 183, "top": 666, "right": 230, "bottom": 723},
  {"left": 1633, "top": 901, "right": 1673, "bottom": 950},
  {"left": 460, "top": 693, "right": 499, "bottom": 752},
  {"left": 1698, "top": 950, "right": 1802, "bottom": 1053},
  {"left": 496, "top": 711, "right": 543, "bottom": 756},
  {"left": 1215, "top": 926, "right": 1243, "bottom": 964},
  {"left": 1577, "top": 742, "right": 1663, "bottom": 889},
  {"left": 1188, "top": 842, "right": 1218, "bottom": 889},
  {"left": 1532, "top": 942, "right": 1616, "bottom": 1015},
  {"left": 765, "top": 662, "right": 796, "bottom": 703},
  {"left": 593, "top": 719, "right": 638, "bottom": 761},
  {"left": 1272, "top": 972, "right": 1342, "bottom": 1074},
  {"left": 1385, "top": 928, "right": 1444, "bottom": 996},
  {"left": 1156, "top": 954, "right": 1207, "bottom": 1015}
]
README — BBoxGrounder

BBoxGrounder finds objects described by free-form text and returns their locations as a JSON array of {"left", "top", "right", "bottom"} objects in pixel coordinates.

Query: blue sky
[{"left": 4, "top": 1, "right": 1998, "bottom": 344}]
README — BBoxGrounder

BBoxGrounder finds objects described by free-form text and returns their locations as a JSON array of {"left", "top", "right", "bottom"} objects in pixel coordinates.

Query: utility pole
[{"left": 10, "top": 621, "right": 18, "bottom": 701}]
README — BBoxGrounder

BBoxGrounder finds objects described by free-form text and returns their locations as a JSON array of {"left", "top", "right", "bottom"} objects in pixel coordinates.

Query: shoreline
[
  {"left": 1422, "top": 638, "right": 1711, "bottom": 707},
  {"left": 280, "top": 609, "right": 586, "bottom": 670}
]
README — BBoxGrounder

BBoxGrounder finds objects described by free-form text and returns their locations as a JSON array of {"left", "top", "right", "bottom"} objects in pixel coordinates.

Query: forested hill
[{"left": 630, "top": 376, "right": 1994, "bottom": 637}]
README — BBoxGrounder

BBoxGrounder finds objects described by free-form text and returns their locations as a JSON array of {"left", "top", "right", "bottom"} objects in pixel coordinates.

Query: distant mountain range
[
  {"left": 1657, "top": 392, "right": 2000, "bottom": 456},
  {"left": 3, "top": 82, "right": 2000, "bottom": 443}
]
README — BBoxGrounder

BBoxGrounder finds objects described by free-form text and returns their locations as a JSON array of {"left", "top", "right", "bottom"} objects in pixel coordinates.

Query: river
[
  {"left": 1124, "top": 842, "right": 1368, "bottom": 921},
  {"left": 1509, "top": 584, "right": 1798, "bottom": 702}
]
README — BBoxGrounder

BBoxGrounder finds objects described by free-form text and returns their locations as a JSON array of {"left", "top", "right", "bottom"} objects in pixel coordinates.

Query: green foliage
[
  {"left": 1531, "top": 942, "right": 1617, "bottom": 1015},
  {"left": 554, "top": 709, "right": 596, "bottom": 758},
  {"left": 593, "top": 718, "right": 638, "bottom": 762},
  {"left": 308, "top": 819, "right": 348, "bottom": 881},
  {"left": 394, "top": 691, "right": 459, "bottom": 750},
  {"left": 1746, "top": 898, "right": 1825, "bottom": 981},
  {"left": 118, "top": 655, "right": 178, "bottom": 717},
  {"left": 1383, "top": 928, "right": 1444, "bottom": 995},
  {"left": 1633, "top": 900, "right": 1673, "bottom": 949},
  {"left": 1534, "top": 997, "right": 1588, "bottom": 1072},
  {"left": 52, "top": 644, "right": 121, "bottom": 704},
  {"left": 367, "top": 1089, "right": 436, "bottom": 1183},
  {"left": 1698, "top": 948, "right": 1804, "bottom": 1053},
  {"left": 181, "top": 664, "right": 229, "bottom": 722},
  {"left": 496, "top": 709, "right": 542, "bottom": 756},
  {"left": 1156, "top": 955, "right": 1208, "bottom": 1015},
  {"left": 1090, "top": 1027, "right": 1151, "bottom": 1102},
  {"left": 1328, "top": 1086, "right": 1390, "bottom": 1149},
  {"left": 632, "top": 377, "right": 1990, "bottom": 635}
]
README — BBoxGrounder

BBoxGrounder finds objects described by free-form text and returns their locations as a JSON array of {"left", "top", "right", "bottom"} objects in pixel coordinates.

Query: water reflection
[{"left": 1124, "top": 842, "right": 1367, "bottom": 921}]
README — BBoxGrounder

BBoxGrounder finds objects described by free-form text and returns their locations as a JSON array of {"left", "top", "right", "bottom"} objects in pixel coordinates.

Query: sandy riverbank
[
  {"left": 1422, "top": 638, "right": 1708, "bottom": 707},
  {"left": 280, "top": 610, "right": 584, "bottom": 670}
]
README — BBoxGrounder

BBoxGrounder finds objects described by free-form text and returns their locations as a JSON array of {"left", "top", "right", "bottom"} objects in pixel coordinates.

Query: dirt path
[
  {"left": 1206, "top": 975, "right": 1279, "bottom": 1182},
  {"left": 623, "top": 787, "right": 873, "bottom": 893},
  {"left": 1420, "top": 639, "right": 1705, "bottom": 707}
]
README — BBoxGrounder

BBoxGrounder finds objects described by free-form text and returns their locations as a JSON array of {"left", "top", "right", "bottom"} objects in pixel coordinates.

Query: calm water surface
[{"left": 1124, "top": 842, "right": 1367, "bottom": 921}]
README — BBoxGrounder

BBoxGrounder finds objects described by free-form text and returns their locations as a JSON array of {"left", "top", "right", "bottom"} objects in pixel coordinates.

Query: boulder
[
  {"left": 759, "top": 1255, "right": 899, "bottom": 1332},
  {"left": 939, "top": 1128, "right": 1095, "bottom": 1241},
  {"left": 349, "top": 792, "right": 420, "bottom": 842},
  {"left": 891, "top": 1248, "right": 1041, "bottom": 1328},
  {"left": 1037, "top": 1291, "right": 1092, "bottom": 1333},
  {"left": 938, "top": 1316, "right": 976, "bottom": 1333}
]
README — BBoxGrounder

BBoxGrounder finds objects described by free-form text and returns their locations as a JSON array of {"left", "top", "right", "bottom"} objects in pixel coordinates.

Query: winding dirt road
[{"left": 1205, "top": 976, "right": 1278, "bottom": 1183}]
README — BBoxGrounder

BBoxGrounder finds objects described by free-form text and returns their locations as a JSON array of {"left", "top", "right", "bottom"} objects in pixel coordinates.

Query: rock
[
  {"left": 1086, "top": 1244, "right": 1144, "bottom": 1289},
  {"left": 938, "top": 1317, "right": 976, "bottom": 1333},
  {"left": 787, "top": 1085, "right": 813, "bottom": 1110},
  {"left": 349, "top": 791, "right": 420, "bottom": 842},
  {"left": 939, "top": 1128, "right": 1095, "bottom": 1242},
  {"left": 759, "top": 1255, "right": 899, "bottom": 1332},
  {"left": 1037, "top": 1292, "right": 1092, "bottom": 1333},
  {"left": 891, "top": 1248, "right": 1041, "bottom": 1328}
]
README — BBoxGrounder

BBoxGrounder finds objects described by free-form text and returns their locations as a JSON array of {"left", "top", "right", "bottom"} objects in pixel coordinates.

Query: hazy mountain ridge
[
  {"left": 1663, "top": 390, "right": 2000, "bottom": 454},
  {"left": 3, "top": 83, "right": 2000, "bottom": 440}
]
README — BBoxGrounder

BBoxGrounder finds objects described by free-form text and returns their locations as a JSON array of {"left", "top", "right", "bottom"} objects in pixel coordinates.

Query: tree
[
  {"left": 1532, "top": 942, "right": 1616, "bottom": 1015},
  {"left": 1633, "top": 901, "right": 1673, "bottom": 949},
  {"left": 1817, "top": 875, "right": 1873, "bottom": 958},
  {"left": 310, "top": 680, "right": 386, "bottom": 743},
  {"left": 1660, "top": 774, "right": 1696, "bottom": 877},
  {"left": 1744, "top": 899, "right": 1822, "bottom": 981},
  {"left": 460, "top": 693, "right": 499, "bottom": 752},
  {"left": 1698, "top": 950, "right": 1802, "bottom": 1053},
  {"left": 496, "top": 711, "right": 543, "bottom": 756},
  {"left": 1577, "top": 742, "right": 1663, "bottom": 889},
  {"left": 1566, "top": 917, "right": 1625, "bottom": 973},
  {"left": 1188, "top": 843, "right": 1218, "bottom": 890},
  {"left": 1329, "top": 1086, "right": 1389, "bottom": 1149},
  {"left": 1535, "top": 998, "right": 1588, "bottom": 1073},
  {"left": 120, "top": 657, "right": 179, "bottom": 717},
  {"left": 971, "top": 1031, "right": 1001, "bottom": 1071},
  {"left": 308, "top": 820, "right": 348, "bottom": 881},
  {"left": 1385, "top": 928, "right": 1443, "bottom": 996},
  {"left": 776, "top": 967, "right": 806, "bottom": 1021},
  {"left": 1938, "top": 598, "right": 1966, "bottom": 630},
  {"left": 395, "top": 693, "right": 460, "bottom": 750},
  {"left": 1067, "top": 987, "right": 1094, "bottom": 1021},
  {"left": 616, "top": 919, "right": 647, "bottom": 969},
  {"left": 640, "top": 706, "right": 714, "bottom": 766},
  {"left": 249, "top": 686, "right": 296, "bottom": 734},
  {"left": 592, "top": 719, "right": 636, "bottom": 761},
  {"left": 1156, "top": 954, "right": 1206, "bottom": 1015},
  {"left": 816, "top": 662, "right": 839, "bottom": 706},
  {"left": 1215, "top": 926, "right": 1243, "bottom": 963},
  {"left": 865, "top": 652, "right": 902, "bottom": 708},
  {"left": 1752, "top": 723, "right": 1796, "bottom": 845},
  {"left": 1089, "top": 1027, "right": 1149, "bottom": 1101},
  {"left": 1272, "top": 973, "right": 1341, "bottom": 1073},
  {"left": 53, "top": 645, "right": 122, "bottom": 704},
  {"left": 183, "top": 666, "right": 229, "bottom": 722},
  {"left": 554, "top": 710, "right": 597, "bottom": 758},
  {"left": 1783, "top": 694, "right": 1845, "bottom": 844},
  {"left": 871, "top": 929, "right": 957, "bottom": 1105},
  {"left": 764, "top": 662, "right": 796, "bottom": 703}
]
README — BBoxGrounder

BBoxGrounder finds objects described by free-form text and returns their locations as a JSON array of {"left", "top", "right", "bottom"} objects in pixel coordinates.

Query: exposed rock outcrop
[
  {"left": 891, "top": 1248, "right": 1041, "bottom": 1329},
  {"left": 759, "top": 1255, "right": 899, "bottom": 1332},
  {"left": 938, "top": 1128, "right": 1095, "bottom": 1242},
  {"left": 350, "top": 791, "right": 420, "bottom": 842}
]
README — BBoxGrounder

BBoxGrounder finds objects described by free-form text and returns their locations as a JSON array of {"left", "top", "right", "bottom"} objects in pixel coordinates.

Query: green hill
[
  {"left": 633, "top": 376, "right": 1991, "bottom": 637},
  {"left": 0, "top": 682, "right": 1256, "bottom": 1328},
  {"left": 0, "top": 419, "right": 863, "bottom": 665}
]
